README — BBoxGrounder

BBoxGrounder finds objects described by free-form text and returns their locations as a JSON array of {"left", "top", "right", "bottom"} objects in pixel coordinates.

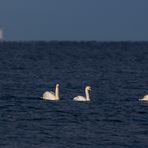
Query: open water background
[{"left": 0, "top": 41, "right": 148, "bottom": 148}]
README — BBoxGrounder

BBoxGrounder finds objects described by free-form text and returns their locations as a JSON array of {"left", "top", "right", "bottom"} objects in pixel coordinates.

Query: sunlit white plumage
[
  {"left": 139, "top": 95, "right": 148, "bottom": 101},
  {"left": 73, "top": 86, "right": 91, "bottom": 101},
  {"left": 42, "top": 84, "right": 60, "bottom": 100}
]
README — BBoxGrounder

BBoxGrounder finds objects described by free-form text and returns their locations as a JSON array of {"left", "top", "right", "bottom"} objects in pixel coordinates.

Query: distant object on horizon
[{"left": 0, "top": 28, "right": 4, "bottom": 42}]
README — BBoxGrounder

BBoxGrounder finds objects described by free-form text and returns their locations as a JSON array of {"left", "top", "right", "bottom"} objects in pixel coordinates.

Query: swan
[
  {"left": 139, "top": 95, "right": 148, "bottom": 101},
  {"left": 73, "top": 86, "right": 91, "bottom": 101},
  {"left": 41, "top": 84, "right": 60, "bottom": 100}
]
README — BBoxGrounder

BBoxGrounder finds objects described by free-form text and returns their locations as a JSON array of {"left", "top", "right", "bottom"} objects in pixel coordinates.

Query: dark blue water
[{"left": 0, "top": 41, "right": 148, "bottom": 148}]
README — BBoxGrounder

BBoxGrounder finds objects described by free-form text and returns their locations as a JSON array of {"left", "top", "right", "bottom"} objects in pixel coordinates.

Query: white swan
[
  {"left": 73, "top": 86, "right": 91, "bottom": 101},
  {"left": 42, "top": 84, "right": 60, "bottom": 100},
  {"left": 139, "top": 95, "right": 148, "bottom": 101}
]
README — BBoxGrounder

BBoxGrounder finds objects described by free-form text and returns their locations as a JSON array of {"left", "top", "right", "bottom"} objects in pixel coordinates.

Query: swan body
[
  {"left": 73, "top": 86, "right": 91, "bottom": 101},
  {"left": 42, "top": 84, "right": 60, "bottom": 101},
  {"left": 139, "top": 95, "right": 148, "bottom": 101},
  {"left": 73, "top": 96, "right": 89, "bottom": 101}
]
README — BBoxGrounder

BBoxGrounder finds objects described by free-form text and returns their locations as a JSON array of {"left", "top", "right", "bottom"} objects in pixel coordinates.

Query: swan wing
[{"left": 42, "top": 91, "right": 57, "bottom": 100}]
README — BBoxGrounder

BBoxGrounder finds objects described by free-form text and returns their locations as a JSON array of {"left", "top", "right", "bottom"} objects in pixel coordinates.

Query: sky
[{"left": 0, "top": 0, "right": 148, "bottom": 41}]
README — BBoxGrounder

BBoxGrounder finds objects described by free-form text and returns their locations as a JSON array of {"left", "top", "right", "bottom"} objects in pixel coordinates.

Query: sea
[{"left": 0, "top": 41, "right": 148, "bottom": 148}]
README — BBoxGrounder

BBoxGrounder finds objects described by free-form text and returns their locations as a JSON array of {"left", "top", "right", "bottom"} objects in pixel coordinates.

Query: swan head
[
  {"left": 56, "top": 83, "right": 59, "bottom": 87},
  {"left": 86, "top": 86, "right": 91, "bottom": 91}
]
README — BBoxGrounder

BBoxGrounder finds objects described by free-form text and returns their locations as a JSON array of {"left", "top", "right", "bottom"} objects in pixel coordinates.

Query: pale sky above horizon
[{"left": 0, "top": 0, "right": 148, "bottom": 41}]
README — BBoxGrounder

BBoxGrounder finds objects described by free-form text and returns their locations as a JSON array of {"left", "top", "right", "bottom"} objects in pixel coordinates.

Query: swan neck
[
  {"left": 55, "top": 86, "right": 59, "bottom": 99},
  {"left": 85, "top": 89, "right": 90, "bottom": 101}
]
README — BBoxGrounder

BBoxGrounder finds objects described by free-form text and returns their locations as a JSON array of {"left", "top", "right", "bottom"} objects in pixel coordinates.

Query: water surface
[{"left": 0, "top": 41, "right": 148, "bottom": 148}]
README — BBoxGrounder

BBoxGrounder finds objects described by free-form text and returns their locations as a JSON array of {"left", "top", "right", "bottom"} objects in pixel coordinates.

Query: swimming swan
[
  {"left": 42, "top": 84, "right": 60, "bottom": 100},
  {"left": 73, "top": 86, "right": 91, "bottom": 101},
  {"left": 139, "top": 95, "right": 148, "bottom": 101}
]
